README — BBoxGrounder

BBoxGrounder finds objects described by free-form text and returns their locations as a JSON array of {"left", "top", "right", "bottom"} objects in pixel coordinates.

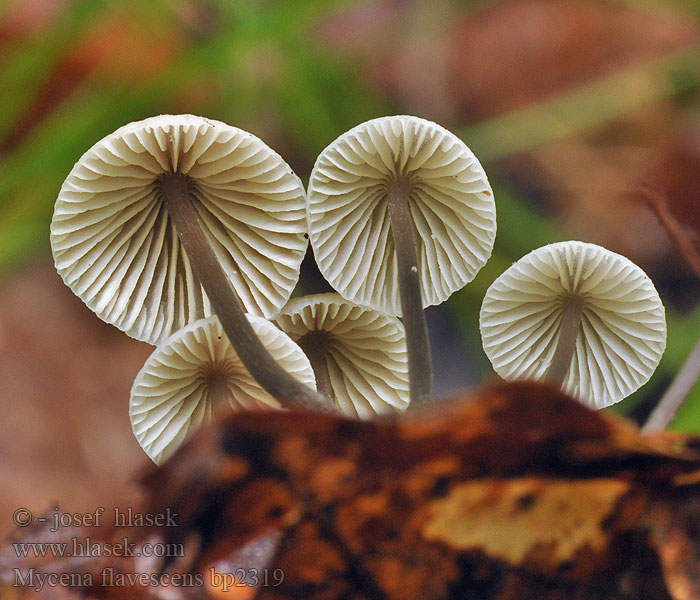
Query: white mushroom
[
  {"left": 52, "top": 115, "right": 324, "bottom": 409},
  {"left": 479, "top": 241, "right": 667, "bottom": 408},
  {"left": 51, "top": 114, "right": 306, "bottom": 344},
  {"left": 272, "top": 293, "right": 409, "bottom": 417},
  {"left": 130, "top": 314, "right": 317, "bottom": 464},
  {"left": 307, "top": 116, "right": 496, "bottom": 404}
]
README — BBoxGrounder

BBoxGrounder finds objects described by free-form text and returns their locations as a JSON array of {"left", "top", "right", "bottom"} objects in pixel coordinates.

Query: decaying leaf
[
  {"left": 6, "top": 381, "right": 700, "bottom": 599},
  {"left": 142, "top": 381, "right": 700, "bottom": 599}
]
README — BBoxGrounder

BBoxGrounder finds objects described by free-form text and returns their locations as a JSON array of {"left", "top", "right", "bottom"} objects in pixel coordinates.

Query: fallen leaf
[
  {"left": 141, "top": 380, "right": 700, "bottom": 599},
  {"left": 6, "top": 381, "right": 700, "bottom": 598}
]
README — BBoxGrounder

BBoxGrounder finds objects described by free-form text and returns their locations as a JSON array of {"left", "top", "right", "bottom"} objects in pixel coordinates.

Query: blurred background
[{"left": 2, "top": 0, "right": 700, "bottom": 532}]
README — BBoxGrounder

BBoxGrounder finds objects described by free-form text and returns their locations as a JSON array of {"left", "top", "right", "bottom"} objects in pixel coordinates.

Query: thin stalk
[
  {"left": 386, "top": 178, "right": 433, "bottom": 406},
  {"left": 546, "top": 297, "right": 583, "bottom": 385},
  {"left": 204, "top": 365, "right": 233, "bottom": 412},
  {"left": 643, "top": 334, "right": 700, "bottom": 433},
  {"left": 159, "top": 172, "right": 329, "bottom": 411},
  {"left": 297, "top": 333, "right": 334, "bottom": 403}
]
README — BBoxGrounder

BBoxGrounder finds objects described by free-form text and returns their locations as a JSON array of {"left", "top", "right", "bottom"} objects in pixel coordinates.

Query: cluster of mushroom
[
  {"left": 50, "top": 113, "right": 667, "bottom": 464},
  {"left": 51, "top": 114, "right": 497, "bottom": 462}
]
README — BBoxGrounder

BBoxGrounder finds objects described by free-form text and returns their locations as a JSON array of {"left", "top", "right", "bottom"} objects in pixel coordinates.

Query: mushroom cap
[
  {"left": 130, "top": 314, "right": 317, "bottom": 464},
  {"left": 51, "top": 114, "right": 307, "bottom": 346},
  {"left": 306, "top": 115, "right": 496, "bottom": 316},
  {"left": 479, "top": 241, "right": 667, "bottom": 409},
  {"left": 272, "top": 293, "right": 409, "bottom": 417}
]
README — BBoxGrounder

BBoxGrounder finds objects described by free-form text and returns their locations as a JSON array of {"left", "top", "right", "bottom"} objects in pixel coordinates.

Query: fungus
[
  {"left": 51, "top": 114, "right": 323, "bottom": 408},
  {"left": 307, "top": 116, "right": 496, "bottom": 405},
  {"left": 130, "top": 314, "right": 317, "bottom": 464},
  {"left": 272, "top": 293, "right": 409, "bottom": 418},
  {"left": 479, "top": 241, "right": 666, "bottom": 408}
]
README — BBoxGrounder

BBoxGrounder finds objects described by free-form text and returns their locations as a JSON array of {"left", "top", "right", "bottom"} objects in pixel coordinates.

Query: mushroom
[
  {"left": 51, "top": 114, "right": 323, "bottom": 408},
  {"left": 271, "top": 293, "right": 409, "bottom": 418},
  {"left": 479, "top": 241, "right": 666, "bottom": 408},
  {"left": 130, "top": 314, "right": 317, "bottom": 464},
  {"left": 306, "top": 116, "right": 496, "bottom": 405}
]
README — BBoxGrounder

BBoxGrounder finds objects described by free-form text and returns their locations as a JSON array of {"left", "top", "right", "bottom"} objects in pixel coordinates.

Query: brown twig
[
  {"left": 642, "top": 184, "right": 700, "bottom": 279},
  {"left": 642, "top": 185, "right": 700, "bottom": 432}
]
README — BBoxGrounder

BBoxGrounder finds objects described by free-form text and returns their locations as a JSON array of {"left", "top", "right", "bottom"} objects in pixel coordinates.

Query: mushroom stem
[
  {"left": 546, "top": 296, "right": 583, "bottom": 385},
  {"left": 297, "top": 333, "right": 335, "bottom": 403},
  {"left": 204, "top": 366, "right": 233, "bottom": 412},
  {"left": 159, "top": 172, "right": 329, "bottom": 411},
  {"left": 386, "top": 178, "right": 434, "bottom": 406}
]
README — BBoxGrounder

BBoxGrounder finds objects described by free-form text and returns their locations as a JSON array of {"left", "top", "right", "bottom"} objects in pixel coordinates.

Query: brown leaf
[
  {"left": 142, "top": 381, "right": 700, "bottom": 599},
  {"left": 6, "top": 381, "right": 700, "bottom": 598}
]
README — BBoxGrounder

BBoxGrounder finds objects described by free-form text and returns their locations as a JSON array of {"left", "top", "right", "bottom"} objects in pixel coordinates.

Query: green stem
[
  {"left": 160, "top": 172, "right": 330, "bottom": 412},
  {"left": 386, "top": 178, "right": 434, "bottom": 406},
  {"left": 546, "top": 297, "right": 583, "bottom": 385}
]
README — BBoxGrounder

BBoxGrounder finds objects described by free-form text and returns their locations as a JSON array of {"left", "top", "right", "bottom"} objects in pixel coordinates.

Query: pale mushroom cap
[
  {"left": 306, "top": 115, "right": 496, "bottom": 316},
  {"left": 480, "top": 241, "right": 667, "bottom": 409},
  {"left": 130, "top": 314, "right": 317, "bottom": 464},
  {"left": 51, "top": 114, "right": 308, "bottom": 345},
  {"left": 272, "top": 293, "right": 409, "bottom": 418}
]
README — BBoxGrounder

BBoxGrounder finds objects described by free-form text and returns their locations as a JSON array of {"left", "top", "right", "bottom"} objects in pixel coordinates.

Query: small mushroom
[
  {"left": 479, "top": 241, "right": 666, "bottom": 408},
  {"left": 130, "top": 314, "right": 317, "bottom": 464},
  {"left": 51, "top": 114, "right": 323, "bottom": 408},
  {"left": 51, "top": 114, "right": 306, "bottom": 343},
  {"left": 307, "top": 116, "right": 496, "bottom": 405},
  {"left": 271, "top": 293, "right": 409, "bottom": 417}
]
